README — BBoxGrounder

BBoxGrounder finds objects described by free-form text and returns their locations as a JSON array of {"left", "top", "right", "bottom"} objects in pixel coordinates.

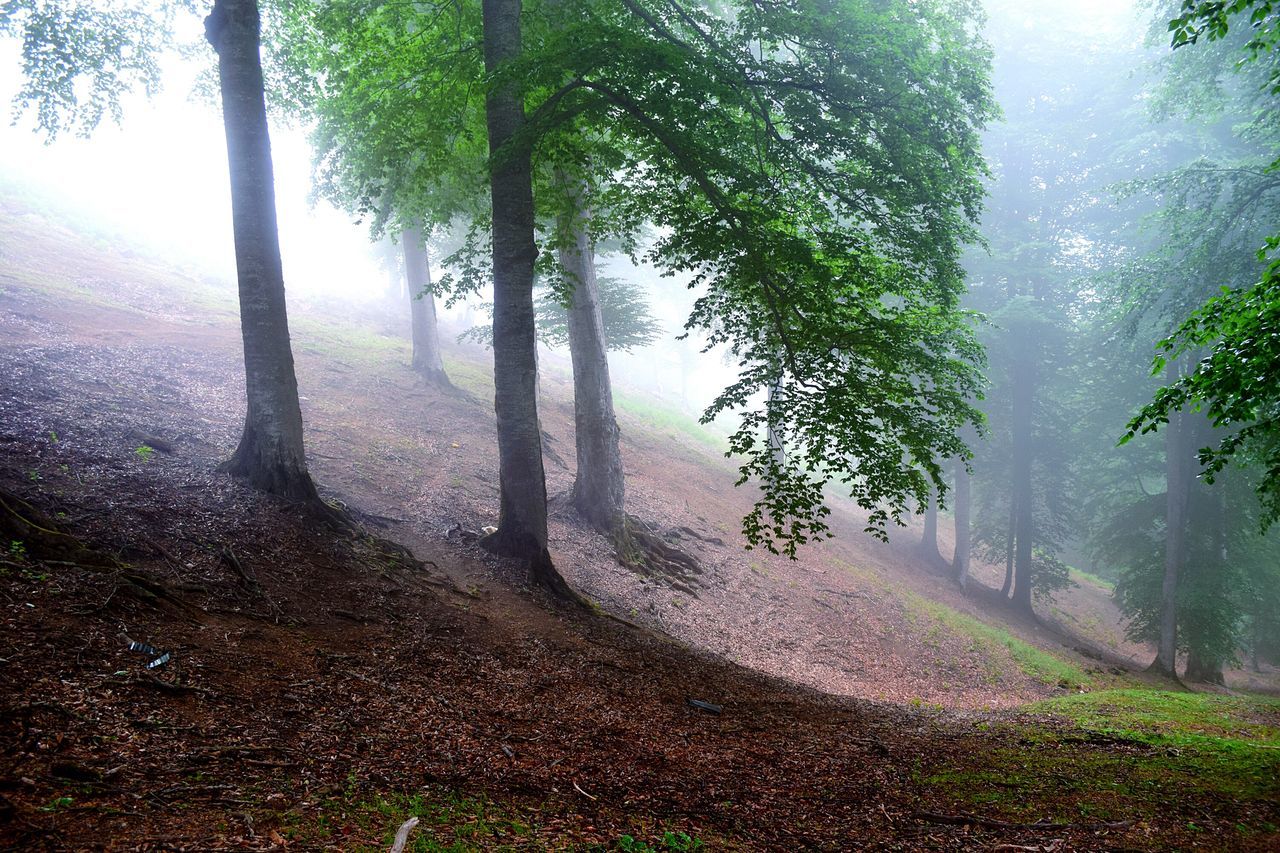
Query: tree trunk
[
  {"left": 479, "top": 0, "right": 575, "bottom": 597},
  {"left": 952, "top": 457, "right": 971, "bottom": 590},
  {"left": 767, "top": 377, "right": 785, "bottom": 467},
  {"left": 1151, "top": 361, "right": 1188, "bottom": 678},
  {"left": 918, "top": 487, "right": 943, "bottom": 570},
  {"left": 1001, "top": 496, "right": 1015, "bottom": 598},
  {"left": 402, "top": 225, "right": 452, "bottom": 389},
  {"left": 1183, "top": 648, "right": 1225, "bottom": 685},
  {"left": 1010, "top": 355, "right": 1035, "bottom": 615},
  {"left": 555, "top": 174, "right": 627, "bottom": 536},
  {"left": 206, "top": 0, "right": 318, "bottom": 503}
]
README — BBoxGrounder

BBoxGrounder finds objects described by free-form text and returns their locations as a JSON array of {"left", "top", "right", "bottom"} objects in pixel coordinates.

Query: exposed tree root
[{"left": 615, "top": 515, "right": 703, "bottom": 597}]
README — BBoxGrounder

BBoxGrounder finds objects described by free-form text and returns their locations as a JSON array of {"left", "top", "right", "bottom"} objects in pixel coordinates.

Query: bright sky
[
  {"left": 0, "top": 0, "right": 1143, "bottom": 305},
  {"left": 0, "top": 29, "right": 384, "bottom": 301}
]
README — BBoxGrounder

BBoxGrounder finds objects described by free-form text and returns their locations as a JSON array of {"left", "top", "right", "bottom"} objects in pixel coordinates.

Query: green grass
[
  {"left": 1028, "top": 689, "right": 1280, "bottom": 750},
  {"left": 920, "top": 689, "right": 1280, "bottom": 830},
  {"left": 901, "top": 591, "right": 1094, "bottom": 689},
  {"left": 613, "top": 389, "right": 726, "bottom": 450},
  {"left": 1068, "top": 566, "right": 1115, "bottom": 593},
  {"left": 284, "top": 786, "right": 709, "bottom": 851}
]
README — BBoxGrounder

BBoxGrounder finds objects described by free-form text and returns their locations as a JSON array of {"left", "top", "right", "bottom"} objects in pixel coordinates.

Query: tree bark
[
  {"left": 1151, "top": 360, "right": 1189, "bottom": 678},
  {"left": 1010, "top": 354, "right": 1035, "bottom": 615},
  {"left": 480, "top": 0, "right": 575, "bottom": 597},
  {"left": 555, "top": 174, "right": 627, "bottom": 536},
  {"left": 952, "top": 457, "right": 971, "bottom": 590},
  {"left": 1001, "top": 496, "right": 1015, "bottom": 598},
  {"left": 206, "top": 0, "right": 318, "bottom": 503},
  {"left": 766, "top": 377, "right": 785, "bottom": 467},
  {"left": 918, "top": 487, "right": 943, "bottom": 570},
  {"left": 402, "top": 225, "right": 453, "bottom": 389}
]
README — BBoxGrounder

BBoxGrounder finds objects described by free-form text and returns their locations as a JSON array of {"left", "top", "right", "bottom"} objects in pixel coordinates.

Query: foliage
[
  {"left": 283, "top": 0, "right": 997, "bottom": 556},
  {"left": 1124, "top": 0, "right": 1280, "bottom": 527},
  {"left": 0, "top": 0, "right": 184, "bottom": 139},
  {"left": 1170, "top": 0, "right": 1279, "bottom": 93}
]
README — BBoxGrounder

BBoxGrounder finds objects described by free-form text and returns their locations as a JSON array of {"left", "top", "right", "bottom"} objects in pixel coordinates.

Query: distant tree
[
  {"left": 460, "top": 274, "right": 662, "bottom": 353},
  {"left": 2, "top": 0, "right": 325, "bottom": 504},
  {"left": 1126, "top": 1, "right": 1280, "bottom": 530},
  {"left": 402, "top": 225, "right": 452, "bottom": 389},
  {"left": 281, "top": 0, "right": 996, "bottom": 581},
  {"left": 1112, "top": 0, "right": 1280, "bottom": 677}
]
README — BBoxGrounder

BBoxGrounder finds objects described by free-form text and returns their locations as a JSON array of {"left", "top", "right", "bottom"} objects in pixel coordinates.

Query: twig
[
  {"left": 389, "top": 816, "right": 419, "bottom": 853},
  {"left": 572, "top": 780, "right": 597, "bottom": 801}
]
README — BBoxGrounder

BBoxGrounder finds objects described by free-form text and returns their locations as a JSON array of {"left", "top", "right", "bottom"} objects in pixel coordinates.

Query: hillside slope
[{"left": 2, "top": 196, "right": 1278, "bottom": 850}]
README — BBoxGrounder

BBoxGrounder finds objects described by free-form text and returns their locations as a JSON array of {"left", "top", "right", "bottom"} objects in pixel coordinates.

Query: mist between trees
[{"left": 3, "top": 0, "right": 1279, "bottom": 685}]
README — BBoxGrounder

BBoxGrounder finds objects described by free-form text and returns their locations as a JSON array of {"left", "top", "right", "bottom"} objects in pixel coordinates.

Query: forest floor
[{"left": 1, "top": 195, "right": 1279, "bottom": 850}]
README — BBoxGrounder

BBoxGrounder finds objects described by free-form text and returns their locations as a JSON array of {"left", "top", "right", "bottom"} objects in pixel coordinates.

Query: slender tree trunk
[
  {"left": 555, "top": 174, "right": 626, "bottom": 536},
  {"left": 767, "top": 377, "right": 785, "bottom": 467},
  {"left": 206, "top": 0, "right": 318, "bottom": 503},
  {"left": 918, "top": 487, "right": 943, "bottom": 569},
  {"left": 1011, "top": 356, "right": 1035, "bottom": 615},
  {"left": 952, "top": 458, "right": 971, "bottom": 590},
  {"left": 1001, "top": 497, "right": 1015, "bottom": 598},
  {"left": 402, "top": 225, "right": 453, "bottom": 389},
  {"left": 1151, "top": 361, "right": 1189, "bottom": 678},
  {"left": 480, "top": 0, "right": 575, "bottom": 597}
]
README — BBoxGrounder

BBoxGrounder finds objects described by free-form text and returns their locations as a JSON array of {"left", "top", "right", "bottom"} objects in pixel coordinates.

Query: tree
[
  {"left": 553, "top": 178, "right": 628, "bottom": 536},
  {"left": 3, "top": 0, "right": 325, "bottom": 504},
  {"left": 1126, "top": 0, "right": 1280, "bottom": 525},
  {"left": 402, "top": 225, "right": 453, "bottom": 389},
  {"left": 280, "top": 0, "right": 996, "bottom": 574},
  {"left": 207, "top": 0, "right": 321, "bottom": 501}
]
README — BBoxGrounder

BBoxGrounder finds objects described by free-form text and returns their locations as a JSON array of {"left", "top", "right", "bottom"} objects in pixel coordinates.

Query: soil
[{"left": 1, "top": 200, "right": 1278, "bottom": 850}]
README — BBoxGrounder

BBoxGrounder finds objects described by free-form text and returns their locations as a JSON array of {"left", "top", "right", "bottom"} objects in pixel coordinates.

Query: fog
[{"left": 2, "top": 0, "right": 1278, "bottom": 688}]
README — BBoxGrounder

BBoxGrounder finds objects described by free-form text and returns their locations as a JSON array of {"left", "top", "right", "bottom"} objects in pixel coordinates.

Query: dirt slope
[{"left": 2, "top": 198, "right": 1278, "bottom": 850}]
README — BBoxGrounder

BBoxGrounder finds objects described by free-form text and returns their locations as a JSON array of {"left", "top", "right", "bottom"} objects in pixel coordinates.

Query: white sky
[
  {"left": 0, "top": 0, "right": 1144, "bottom": 305},
  {"left": 0, "top": 29, "right": 384, "bottom": 300}
]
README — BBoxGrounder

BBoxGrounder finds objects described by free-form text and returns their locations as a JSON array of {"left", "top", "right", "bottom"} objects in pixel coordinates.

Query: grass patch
[
  {"left": 922, "top": 689, "right": 1280, "bottom": 827},
  {"left": 1068, "top": 566, "right": 1115, "bottom": 593},
  {"left": 1028, "top": 689, "right": 1280, "bottom": 750},
  {"left": 613, "top": 389, "right": 725, "bottom": 450},
  {"left": 284, "top": 786, "right": 711, "bottom": 851},
  {"left": 286, "top": 787, "right": 534, "bottom": 851},
  {"left": 901, "top": 592, "right": 1093, "bottom": 689}
]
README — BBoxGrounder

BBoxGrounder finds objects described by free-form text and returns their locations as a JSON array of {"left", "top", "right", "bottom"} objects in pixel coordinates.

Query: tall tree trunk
[
  {"left": 1001, "top": 497, "right": 1015, "bottom": 598},
  {"left": 480, "top": 0, "right": 575, "bottom": 598},
  {"left": 918, "top": 487, "right": 943, "bottom": 569},
  {"left": 402, "top": 225, "right": 453, "bottom": 389},
  {"left": 767, "top": 377, "right": 785, "bottom": 467},
  {"left": 952, "top": 457, "right": 971, "bottom": 590},
  {"left": 555, "top": 174, "right": 626, "bottom": 536},
  {"left": 1151, "top": 361, "right": 1189, "bottom": 678},
  {"left": 206, "top": 0, "right": 318, "bottom": 503},
  {"left": 1011, "top": 355, "right": 1035, "bottom": 615}
]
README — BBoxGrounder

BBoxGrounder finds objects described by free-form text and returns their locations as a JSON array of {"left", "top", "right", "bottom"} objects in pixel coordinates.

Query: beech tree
[
  {"left": 1126, "top": 1, "right": 1280, "bottom": 527},
  {"left": 3, "top": 0, "right": 324, "bottom": 504},
  {"left": 402, "top": 225, "right": 453, "bottom": 389},
  {"left": 282, "top": 0, "right": 996, "bottom": 586}
]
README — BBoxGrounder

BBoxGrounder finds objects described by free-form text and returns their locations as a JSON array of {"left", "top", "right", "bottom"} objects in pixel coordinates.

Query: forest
[{"left": 0, "top": 0, "right": 1278, "bottom": 849}]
